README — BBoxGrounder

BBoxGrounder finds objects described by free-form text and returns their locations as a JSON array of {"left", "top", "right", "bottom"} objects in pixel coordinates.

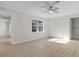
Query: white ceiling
[{"left": 0, "top": 1, "right": 79, "bottom": 19}]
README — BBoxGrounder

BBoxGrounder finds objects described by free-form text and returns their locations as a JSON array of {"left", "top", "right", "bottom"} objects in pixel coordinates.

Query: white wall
[
  {"left": 48, "top": 17, "right": 70, "bottom": 40},
  {"left": 11, "top": 11, "right": 48, "bottom": 44}
]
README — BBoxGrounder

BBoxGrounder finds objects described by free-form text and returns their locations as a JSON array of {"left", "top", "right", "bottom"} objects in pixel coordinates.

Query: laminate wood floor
[{"left": 0, "top": 38, "right": 79, "bottom": 57}]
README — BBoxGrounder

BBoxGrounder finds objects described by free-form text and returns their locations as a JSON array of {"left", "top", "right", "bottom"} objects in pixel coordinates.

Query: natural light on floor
[{"left": 48, "top": 38, "right": 70, "bottom": 44}]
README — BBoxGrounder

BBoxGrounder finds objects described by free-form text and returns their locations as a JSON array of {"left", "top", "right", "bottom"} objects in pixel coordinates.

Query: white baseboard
[{"left": 11, "top": 37, "right": 48, "bottom": 45}]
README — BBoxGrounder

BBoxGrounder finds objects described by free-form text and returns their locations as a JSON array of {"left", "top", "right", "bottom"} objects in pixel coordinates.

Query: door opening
[{"left": 0, "top": 20, "right": 11, "bottom": 43}]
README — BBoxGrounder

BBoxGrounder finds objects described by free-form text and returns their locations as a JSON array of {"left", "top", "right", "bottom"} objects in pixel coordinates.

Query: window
[
  {"left": 32, "top": 20, "right": 43, "bottom": 32},
  {"left": 32, "top": 20, "right": 37, "bottom": 32}
]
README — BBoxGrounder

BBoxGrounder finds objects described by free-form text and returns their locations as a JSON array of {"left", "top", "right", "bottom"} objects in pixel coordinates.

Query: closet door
[{"left": 72, "top": 18, "right": 79, "bottom": 39}]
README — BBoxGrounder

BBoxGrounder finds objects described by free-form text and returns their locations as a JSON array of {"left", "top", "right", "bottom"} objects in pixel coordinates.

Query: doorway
[{"left": 0, "top": 19, "right": 11, "bottom": 43}]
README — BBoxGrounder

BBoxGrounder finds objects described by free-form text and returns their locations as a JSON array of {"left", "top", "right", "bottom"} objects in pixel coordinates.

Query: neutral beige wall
[
  {"left": 11, "top": 11, "right": 48, "bottom": 44},
  {"left": 48, "top": 16, "right": 70, "bottom": 41}
]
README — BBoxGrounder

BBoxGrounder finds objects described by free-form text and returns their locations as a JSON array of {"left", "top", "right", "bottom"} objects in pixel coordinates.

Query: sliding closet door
[{"left": 72, "top": 17, "right": 79, "bottom": 39}]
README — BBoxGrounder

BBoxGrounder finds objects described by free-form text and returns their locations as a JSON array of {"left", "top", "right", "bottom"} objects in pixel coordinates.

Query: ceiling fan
[{"left": 42, "top": 1, "right": 60, "bottom": 14}]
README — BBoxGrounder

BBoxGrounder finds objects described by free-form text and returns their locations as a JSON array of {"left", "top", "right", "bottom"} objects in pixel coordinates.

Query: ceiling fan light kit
[{"left": 49, "top": 10, "right": 53, "bottom": 14}]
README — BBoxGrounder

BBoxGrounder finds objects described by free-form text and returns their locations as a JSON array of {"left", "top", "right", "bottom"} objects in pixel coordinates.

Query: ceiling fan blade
[
  {"left": 47, "top": 7, "right": 51, "bottom": 10},
  {"left": 53, "top": 10, "right": 59, "bottom": 13},
  {"left": 53, "top": 8, "right": 59, "bottom": 11}
]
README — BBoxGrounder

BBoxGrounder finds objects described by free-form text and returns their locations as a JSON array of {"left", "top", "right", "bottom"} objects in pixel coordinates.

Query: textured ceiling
[{"left": 0, "top": 1, "right": 79, "bottom": 19}]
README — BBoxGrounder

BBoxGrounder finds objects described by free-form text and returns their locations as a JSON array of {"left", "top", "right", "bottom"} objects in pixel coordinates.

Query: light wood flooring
[{"left": 0, "top": 38, "right": 79, "bottom": 57}]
